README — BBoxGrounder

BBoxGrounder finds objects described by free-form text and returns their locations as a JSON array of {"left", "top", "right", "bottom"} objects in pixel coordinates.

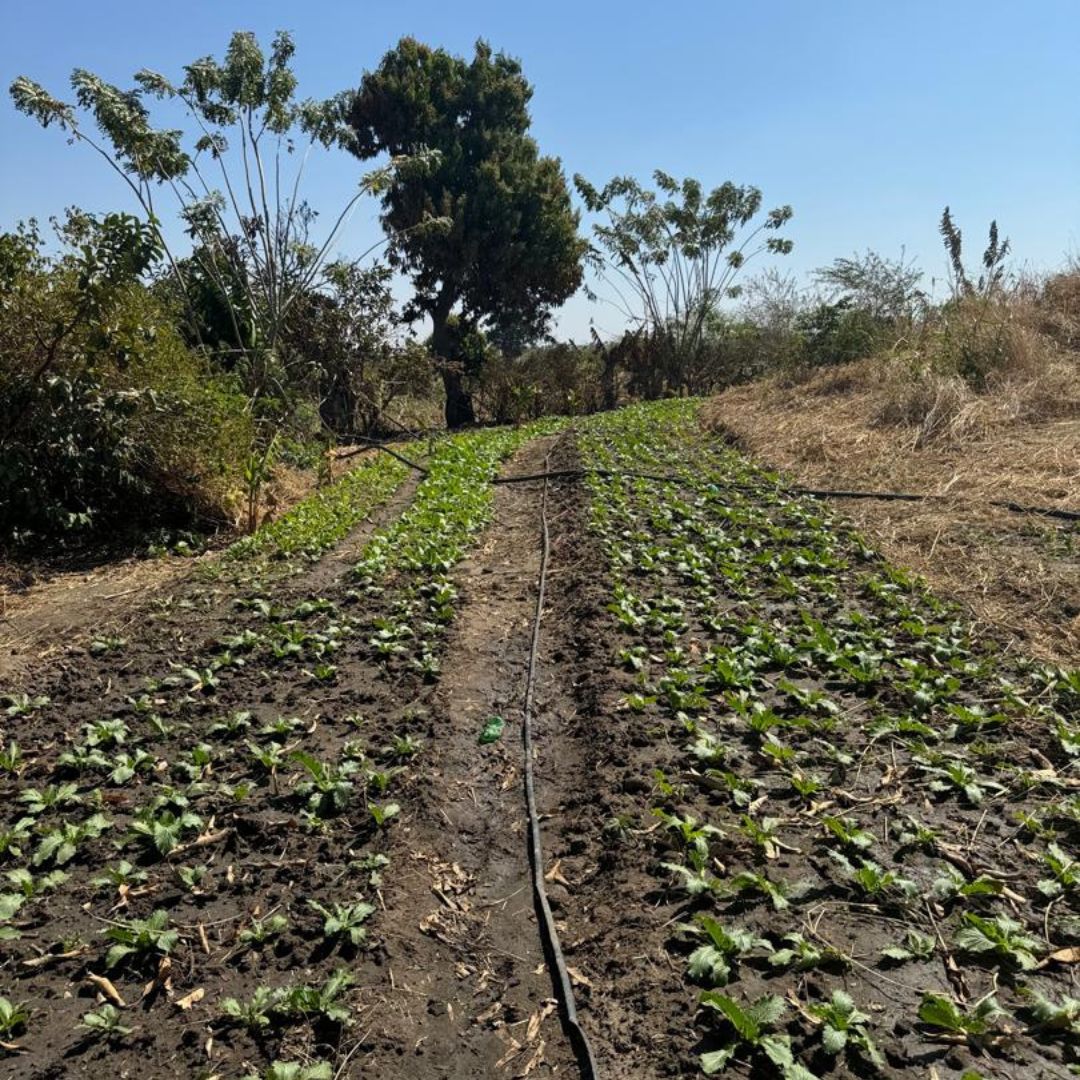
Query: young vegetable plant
[
  {"left": 309, "top": 900, "right": 375, "bottom": 947},
  {"left": 698, "top": 992, "right": 816, "bottom": 1079},
  {"left": 917, "top": 992, "right": 1009, "bottom": 1043},
  {"left": 238, "top": 914, "right": 289, "bottom": 948},
  {"left": 953, "top": 913, "right": 1041, "bottom": 971},
  {"left": 103, "top": 910, "right": 180, "bottom": 969},
  {"left": 79, "top": 1004, "right": 133, "bottom": 1040},
  {"left": 681, "top": 914, "right": 767, "bottom": 986},
  {"left": 808, "top": 990, "right": 885, "bottom": 1070},
  {"left": 0, "top": 996, "right": 29, "bottom": 1040},
  {"left": 129, "top": 806, "right": 203, "bottom": 857},
  {"left": 221, "top": 986, "right": 279, "bottom": 1033},
  {"left": 768, "top": 932, "right": 848, "bottom": 972},
  {"left": 243, "top": 1062, "right": 332, "bottom": 1080}
]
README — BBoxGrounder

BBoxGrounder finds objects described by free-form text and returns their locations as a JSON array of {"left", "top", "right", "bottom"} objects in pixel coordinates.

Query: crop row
[
  {"left": 0, "top": 421, "right": 559, "bottom": 1075},
  {"left": 576, "top": 400, "right": 1079, "bottom": 1077}
]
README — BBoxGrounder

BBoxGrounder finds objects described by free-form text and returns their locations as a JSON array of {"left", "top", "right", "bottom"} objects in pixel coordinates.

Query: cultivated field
[{"left": 1, "top": 401, "right": 1078, "bottom": 1079}]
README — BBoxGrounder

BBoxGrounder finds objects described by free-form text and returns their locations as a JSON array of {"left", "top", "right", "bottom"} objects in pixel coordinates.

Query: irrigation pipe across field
[{"left": 348, "top": 441, "right": 1080, "bottom": 523}]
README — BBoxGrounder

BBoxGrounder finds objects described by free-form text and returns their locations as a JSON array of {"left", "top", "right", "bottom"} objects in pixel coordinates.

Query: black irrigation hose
[
  {"left": 522, "top": 448, "right": 600, "bottom": 1080},
  {"left": 348, "top": 444, "right": 1080, "bottom": 523},
  {"left": 490, "top": 468, "right": 1080, "bottom": 523}
]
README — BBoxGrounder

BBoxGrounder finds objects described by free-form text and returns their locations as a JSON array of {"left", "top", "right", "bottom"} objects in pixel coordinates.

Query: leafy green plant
[
  {"left": 291, "top": 751, "right": 356, "bottom": 815},
  {"left": 103, "top": 909, "right": 179, "bottom": 969},
  {"left": 953, "top": 913, "right": 1041, "bottom": 970},
  {"left": 33, "top": 813, "right": 111, "bottom": 867},
  {"left": 79, "top": 1003, "right": 133, "bottom": 1040},
  {"left": 19, "top": 781, "right": 81, "bottom": 812},
  {"left": 129, "top": 806, "right": 203, "bottom": 857},
  {"left": 369, "top": 802, "right": 400, "bottom": 828},
  {"left": 808, "top": 989, "right": 885, "bottom": 1069},
  {"left": 279, "top": 968, "right": 354, "bottom": 1024},
  {"left": 222, "top": 986, "right": 279, "bottom": 1033},
  {"left": 309, "top": 900, "right": 376, "bottom": 947},
  {"left": 767, "top": 932, "right": 848, "bottom": 972},
  {"left": 238, "top": 913, "right": 289, "bottom": 948},
  {"left": 1038, "top": 842, "right": 1080, "bottom": 899},
  {"left": 881, "top": 929, "right": 936, "bottom": 963},
  {"left": 917, "top": 992, "right": 1008, "bottom": 1039},
  {"left": 92, "top": 860, "right": 148, "bottom": 891},
  {"left": 698, "top": 992, "right": 814, "bottom": 1079},
  {"left": 243, "top": 1062, "right": 332, "bottom": 1080},
  {"left": 0, "top": 996, "right": 29, "bottom": 1039},
  {"left": 682, "top": 915, "right": 767, "bottom": 986}
]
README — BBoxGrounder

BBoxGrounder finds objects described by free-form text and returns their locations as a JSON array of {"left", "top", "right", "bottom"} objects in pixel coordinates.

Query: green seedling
[
  {"left": 129, "top": 807, "right": 203, "bottom": 857},
  {"left": 699, "top": 992, "right": 816, "bottom": 1079},
  {"left": 4, "top": 868, "right": 68, "bottom": 898},
  {"left": 821, "top": 815, "right": 874, "bottom": 852},
  {"left": 176, "top": 864, "right": 209, "bottom": 892},
  {"left": 0, "top": 996, "right": 29, "bottom": 1039},
  {"left": 681, "top": 914, "right": 767, "bottom": 986},
  {"left": 931, "top": 866, "right": 1004, "bottom": 903},
  {"left": 954, "top": 912, "right": 1041, "bottom": 970},
  {"left": 238, "top": 913, "right": 289, "bottom": 947},
  {"left": 652, "top": 808, "right": 723, "bottom": 860},
  {"left": 309, "top": 900, "right": 376, "bottom": 947},
  {"left": 89, "top": 636, "right": 127, "bottom": 656},
  {"left": 103, "top": 909, "right": 179, "bottom": 969},
  {"left": 1038, "top": 842, "right": 1080, "bottom": 898},
  {"left": 881, "top": 929, "right": 936, "bottom": 963},
  {"left": 92, "top": 861, "right": 148, "bottom": 891},
  {"left": 279, "top": 968, "right": 354, "bottom": 1024},
  {"left": 19, "top": 783, "right": 81, "bottom": 815},
  {"left": 809, "top": 989, "right": 885, "bottom": 1070},
  {"left": 84, "top": 718, "right": 130, "bottom": 748},
  {"left": 3, "top": 694, "right": 48, "bottom": 717},
  {"left": 33, "top": 813, "right": 110, "bottom": 867},
  {"left": 292, "top": 751, "right": 356, "bottom": 815},
  {"left": 109, "top": 749, "right": 153, "bottom": 785},
  {"left": 767, "top": 932, "right": 848, "bottom": 972},
  {"left": 1024, "top": 992, "right": 1080, "bottom": 1038},
  {"left": 918, "top": 992, "right": 1008, "bottom": 1040},
  {"left": 0, "top": 741, "right": 25, "bottom": 773},
  {"left": 726, "top": 869, "right": 798, "bottom": 911},
  {"left": 222, "top": 986, "right": 279, "bottom": 1032},
  {"left": 369, "top": 802, "right": 400, "bottom": 828},
  {"left": 79, "top": 1003, "right": 133, "bottom": 1040},
  {"left": 244, "top": 1064, "right": 333, "bottom": 1080},
  {"left": 829, "top": 852, "right": 917, "bottom": 900}
]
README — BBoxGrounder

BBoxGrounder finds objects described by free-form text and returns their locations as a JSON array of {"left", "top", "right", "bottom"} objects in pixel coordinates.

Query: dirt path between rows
[{"left": 360, "top": 432, "right": 583, "bottom": 1078}]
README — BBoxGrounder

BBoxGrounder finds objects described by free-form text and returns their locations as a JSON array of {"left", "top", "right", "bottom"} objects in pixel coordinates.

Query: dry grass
[{"left": 703, "top": 346, "right": 1080, "bottom": 666}]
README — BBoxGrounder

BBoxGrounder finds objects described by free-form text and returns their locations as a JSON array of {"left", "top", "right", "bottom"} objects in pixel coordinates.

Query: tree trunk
[
  {"left": 430, "top": 292, "right": 475, "bottom": 429},
  {"left": 441, "top": 366, "right": 476, "bottom": 428}
]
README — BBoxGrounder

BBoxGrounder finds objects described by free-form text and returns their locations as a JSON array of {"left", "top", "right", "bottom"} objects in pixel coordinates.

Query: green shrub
[{"left": 0, "top": 213, "right": 252, "bottom": 545}]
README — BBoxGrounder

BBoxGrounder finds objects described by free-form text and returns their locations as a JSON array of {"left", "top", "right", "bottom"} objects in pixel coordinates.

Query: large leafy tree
[
  {"left": 10, "top": 31, "right": 398, "bottom": 415},
  {"left": 575, "top": 171, "right": 793, "bottom": 395},
  {"left": 345, "top": 38, "right": 586, "bottom": 427}
]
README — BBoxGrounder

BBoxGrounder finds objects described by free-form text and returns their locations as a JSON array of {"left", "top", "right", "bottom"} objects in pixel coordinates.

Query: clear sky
[{"left": 2, "top": 0, "right": 1077, "bottom": 340}]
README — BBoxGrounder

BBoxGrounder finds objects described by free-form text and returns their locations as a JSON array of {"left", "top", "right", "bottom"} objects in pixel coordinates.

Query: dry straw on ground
[{"left": 703, "top": 352, "right": 1080, "bottom": 666}]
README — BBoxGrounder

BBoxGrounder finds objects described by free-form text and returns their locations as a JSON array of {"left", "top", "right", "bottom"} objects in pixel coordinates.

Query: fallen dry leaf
[
  {"left": 175, "top": 987, "right": 205, "bottom": 1010},
  {"left": 566, "top": 966, "right": 593, "bottom": 989},
  {"left": 86, "top": 972, "right": 126, "bottom": 1007},
  {"left": 525, "top": 999, "right": 556, "bottom": 1043},
  {"left": 1044, "top": 946, "right": 1080, "bottom": 965},
  {"left": 516, "top": 1038, "right": 545, "bottom": 1077}
]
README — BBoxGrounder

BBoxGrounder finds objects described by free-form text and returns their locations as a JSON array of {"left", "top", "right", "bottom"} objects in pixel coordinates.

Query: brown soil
[
  {"left": 703, "top": 366, "right": 1080, "bottom": 665},
  {"left": 350, "top": 432, "right": 581, "bottom": 1078},
  {"left": 0, "top": 447, "right": 386, "bottom": 687}
]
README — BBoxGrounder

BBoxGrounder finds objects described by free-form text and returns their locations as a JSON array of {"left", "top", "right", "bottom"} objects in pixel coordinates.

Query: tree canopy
[{"left": 345, "top": 37, "right": 586, "bottom": 426}]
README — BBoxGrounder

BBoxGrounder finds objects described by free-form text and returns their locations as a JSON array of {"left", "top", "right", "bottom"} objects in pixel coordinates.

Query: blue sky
[{"left": 3, "top": 0, "right": 1078, "bottom": 339}]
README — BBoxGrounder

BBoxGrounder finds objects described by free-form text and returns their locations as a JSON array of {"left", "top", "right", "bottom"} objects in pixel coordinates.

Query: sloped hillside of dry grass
[{"left": 704, "top": 352, "right": 1080, "bottom": 664}]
